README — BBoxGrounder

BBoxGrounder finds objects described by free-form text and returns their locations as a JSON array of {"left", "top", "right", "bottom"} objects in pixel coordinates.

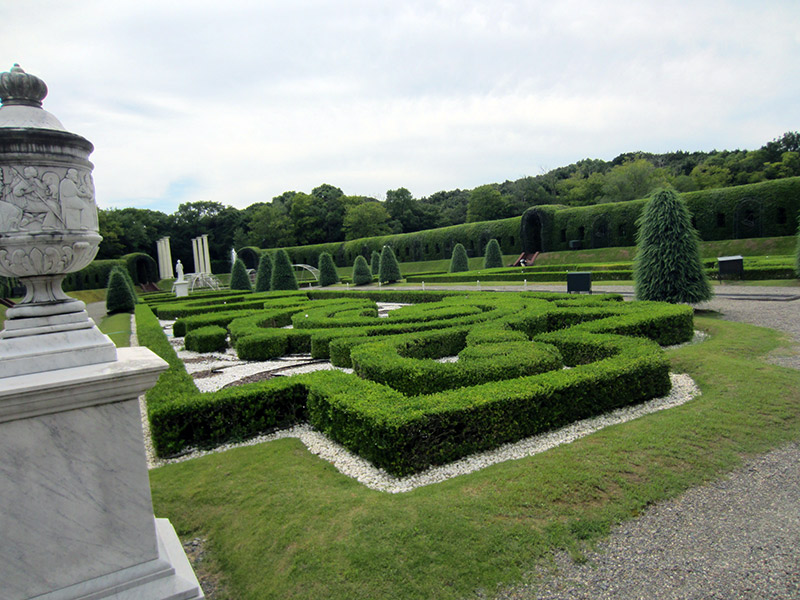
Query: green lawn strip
[
  {"left": 98, "top": 312, "right": 132, "bottom": 347},
  {"left": 149, "top": 316, "right": 800, "bottom": 600}
]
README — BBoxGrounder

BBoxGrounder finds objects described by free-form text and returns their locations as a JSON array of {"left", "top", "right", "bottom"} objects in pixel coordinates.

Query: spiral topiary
[
  {"left": 352, "top": 255, "right": 373, "bottom": 285},
  {"left": 483, "top": 238, "right": 503, "bottom": 269},
  {"left": 318, "top": 252, "right": 340, "bottom": 287},
  {"left": 254, "top": 252, "right": 272, "bottom": 292},
  {"left": 230, "top": 258, "right": 252, "bottom": 291},
  {"left": 379, "top": 245, "right": 401, "bottom": 284},
  {"left": 449, "top": 243, "right": 469, "bottom": 273},
  {"left": 634, "top": 188, "right": 713, "bottom": 303},
  {"left": 270, "top": 249, "right": 299, "bottom": 291}
]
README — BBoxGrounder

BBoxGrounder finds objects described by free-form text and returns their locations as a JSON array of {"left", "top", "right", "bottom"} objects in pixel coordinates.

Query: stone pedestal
[
  {"left": 0, "top": 347, "right": 204, "bottom": 600},
  {"left": 174, "top": 280, "right": 189, "bottom": 297}
]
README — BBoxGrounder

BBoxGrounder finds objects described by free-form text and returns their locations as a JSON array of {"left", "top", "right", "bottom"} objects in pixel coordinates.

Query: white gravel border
[{"left": 135, "top": 313, "right": 704, "bottom": 493}]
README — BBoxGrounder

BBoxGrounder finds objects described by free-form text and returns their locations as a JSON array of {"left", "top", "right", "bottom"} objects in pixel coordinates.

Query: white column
[
  {"left": 192, "top": 237, "right": 200, "bottom": 274},
  {"left": 156, "top": 239, "right": 165, "bottom": 280},
  {"left": 201, "top": 234, "right": 211, "bottom": 275},
  {"left": 163, "top": 237, "right": 174, "bottom": 279}
]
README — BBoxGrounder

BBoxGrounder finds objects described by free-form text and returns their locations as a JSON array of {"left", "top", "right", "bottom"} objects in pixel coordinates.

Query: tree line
[{"left": 97, "top": 131, "right": 800, "bottom": 267}]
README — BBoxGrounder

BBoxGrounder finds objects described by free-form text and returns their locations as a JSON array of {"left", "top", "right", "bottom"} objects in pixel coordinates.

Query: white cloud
[{"left": 1, "top": 1, "right": 798, "bottom": 211}]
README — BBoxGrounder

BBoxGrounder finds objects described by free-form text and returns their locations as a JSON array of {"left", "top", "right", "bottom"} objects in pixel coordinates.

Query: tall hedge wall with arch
[
  {"left": 522, "top": 177, "right": 800, "bottom": 253},
  {"left": 273, "top": 217, "right": 521, "bottom": 268}
]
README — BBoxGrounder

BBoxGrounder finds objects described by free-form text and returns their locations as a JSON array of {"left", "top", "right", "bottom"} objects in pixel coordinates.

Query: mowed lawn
[{"left": 149, "top": 316, "right": 800, "bottom": 600}]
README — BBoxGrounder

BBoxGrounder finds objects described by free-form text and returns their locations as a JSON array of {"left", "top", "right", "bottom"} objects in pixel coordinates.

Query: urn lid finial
[{"left": 0, "top": 64, "right": 48, "bottom": 108}]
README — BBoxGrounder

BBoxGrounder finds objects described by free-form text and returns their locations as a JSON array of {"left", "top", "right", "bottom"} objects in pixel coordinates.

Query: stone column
[
  {"left": 192, "top": 237, "right": 200, "bottom": 274},
  {"left": 0, "top": 64, "right": 203, "bottom": 599},
  {"left": 163, "top": 236, "right": 174, "bottom": 279},
  {"left": 201, "top": 234, "right": 212, "bottom": 274}
]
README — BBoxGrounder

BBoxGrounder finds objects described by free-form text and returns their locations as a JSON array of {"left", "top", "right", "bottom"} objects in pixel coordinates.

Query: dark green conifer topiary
[
  {"left": 379, "top": 245, "right": 401, "bottom": 283},
  {"left": 634, "top": 188, "right": 713, "bottom": 303},
  {"left": 449, "top": 243, "right": 469, "bottom": 273},
  {"left": 105, "top": 266, "right": 136, "bottom": 314},
  {"left": 352, "top": 255, "right": 373, "bottom": 285},
  {"left": 270, "top": 249, "right": 299, "bottom": 291},
  {"left": 230, "top": 258, "right": 252, "bottom": 291},
  {"left": 370, "top": 250, "right": 381, "bottom": 276},
  {"left": 318, "top": 252, "right": 339, "bottom": 286},
  {"left": 254, "top": 252, "right": 272, "bottom": 292},
  {"left": 483, "top": 238, "right": 503, "bottom": 269},
  {"left": 794, "top": 209, "right": 800, "bottom": 278}
]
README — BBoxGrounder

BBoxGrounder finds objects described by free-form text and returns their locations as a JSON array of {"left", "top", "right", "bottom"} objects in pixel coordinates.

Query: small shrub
[
  {"left": 185, "top": 325, "right": 228, "bottom": 353},
  {"left": 483, "top": 238, "right": 503, "bottom": 269},
  {"left": 352, "top": 255, "right": 373, "bottom": 285},
  {"left": 271, "top": 249, "right": 299, "bottom": 291},
  {"left": 254, "top": 253, "right": 272, "bottom": 292},
  {"left": 230, "top": 258, "right": 252, "bottom": 291},
  {"left": 379, "top": 245, "right": 401, "bottom": 283},
  {"left": 449, "top": 243, "right": 469, "bottom": 273},
  {"left": 106, "top": 267, "right": 136, "bottom": 314},
  {"left": 370, "top": 250, "right": 381, "bottom": 276},
  {"left": 318, "top": 252, "right": 340, "bottom": 287}
]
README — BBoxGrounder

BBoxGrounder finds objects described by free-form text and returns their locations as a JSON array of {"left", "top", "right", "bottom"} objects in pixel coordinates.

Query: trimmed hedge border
[{"left": 137, "top": 289, "right": 692, "bottom": 475}]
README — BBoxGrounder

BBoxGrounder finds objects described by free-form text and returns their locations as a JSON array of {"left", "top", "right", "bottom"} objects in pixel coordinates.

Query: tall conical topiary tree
[
  {"left": 352, "top": 255, "right": 373, "bottom": 285},
  {"left": 634, "top": 188, "right": 713, "bottom": 303},
  {"left": 379, "top": 245, "right": 401, "bottom": 284},
  {"left": 449, "top": 243, "right": 469, "bottom": 273},
  {"left": 370, "top": 250, "right": 381, "bottom": 277},
  {"left": 105, "top": 266, "right": 136, "bottom": 314},
  {"left": 794, "top": 209, "right": 800, "bottom": 278},
  {"left": 270, "top": 249, "right": 299, "bottom": 291},
  {"left": 230, "top": 258, "right": 252, "bottom": 291},
  {"left": 254, "top": 252, "right": 272, "bottom": 292},
  {"left": 318, "top": 252, "right": 339, "bottom": 287},
  {"left": 483, "top": 238, "right": 503, "bottom": 269}
]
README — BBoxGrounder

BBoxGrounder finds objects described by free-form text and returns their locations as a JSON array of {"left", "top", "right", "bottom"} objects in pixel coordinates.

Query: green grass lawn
[
  {"left": 149, "top": 316, "right": 800, "bottom": 600},
  {"left": 99, "top": 312, "right": 132, "bottom": 347}
]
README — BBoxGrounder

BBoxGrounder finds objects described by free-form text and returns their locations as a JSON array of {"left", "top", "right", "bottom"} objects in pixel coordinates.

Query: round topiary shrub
[
  {"left": 230, "top": 258, "right": 252, "bottom": 291},
  {"left": 634, "top": 188, "right": 713, "bottom": 303},
  {"left": 352, "top": 255, "right": 373, "bottom": 285},
  {"left": 379, "top": 245, "right": 401, "bottom": 283},
  {"left": 318, "top": 252, "right": 340, "bottom": 287},
  {"left": 449, "top": 243, "right": 469, "bottom": 273},
  {"left": 185, "top": 325, "right": 228, "bottom": 353},
  {"left": 254, "top": 252, "right": 272, "bottom": 292},
  {"left": 105, "top": 266, "right": 136, "bottom": 314},
  {"left": 483, "top": 238, "right": 503, "bottom": 269},
  {"left": 271, "top": 249, "right": 299, "bottom": 291},
  {"left": 370, "top": 250, "right": 381, "bottom": 276}
]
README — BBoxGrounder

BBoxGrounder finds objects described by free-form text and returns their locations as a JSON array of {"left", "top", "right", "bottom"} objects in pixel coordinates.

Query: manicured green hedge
[
  {"left": 137, "top": 289, "right": 691, "bottom": 474},
  {"left": 185, "top": 325, "right": 228, "bottom": 353}
]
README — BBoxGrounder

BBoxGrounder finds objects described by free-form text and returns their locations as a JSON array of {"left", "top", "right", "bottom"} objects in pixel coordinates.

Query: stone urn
[{"left": 0, "top": 64, "right": 116, "bottom": 377}]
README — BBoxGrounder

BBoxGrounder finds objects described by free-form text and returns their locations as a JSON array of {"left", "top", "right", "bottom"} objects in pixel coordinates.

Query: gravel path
[{"left": 490, "top": 285, "right": 800, "bottom": 600}]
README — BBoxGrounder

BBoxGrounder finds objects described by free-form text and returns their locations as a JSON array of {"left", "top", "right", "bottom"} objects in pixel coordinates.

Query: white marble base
[
  {"left": 0, "top": 304, "right": 117, "bottom": 378},
  {"left": 0, "top": 348, "right": 203, "bottom": 600},
  {"left": 173, "top": 281, "right": 189, "bottom": 297}
]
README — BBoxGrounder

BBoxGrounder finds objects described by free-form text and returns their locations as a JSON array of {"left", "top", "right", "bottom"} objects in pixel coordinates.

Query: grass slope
[{"left": 149, "top": 316, "right": 800, "bottom": 600}]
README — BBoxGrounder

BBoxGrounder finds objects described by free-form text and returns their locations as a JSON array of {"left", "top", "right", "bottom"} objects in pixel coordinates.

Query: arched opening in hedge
[
  {"left": 237, "top": 247, "right": 262, "bottom": 270},
  {"left": 520, "top": 209, "right": 544, "bottom": 254},
  {"left": 123, "top": 253, "right": 158, "bottom": 285}
]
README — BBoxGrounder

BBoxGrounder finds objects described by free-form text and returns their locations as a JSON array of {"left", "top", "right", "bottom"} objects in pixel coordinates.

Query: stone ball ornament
[{"left": 0, "top": 64, "right": 116, "bottom": 377}]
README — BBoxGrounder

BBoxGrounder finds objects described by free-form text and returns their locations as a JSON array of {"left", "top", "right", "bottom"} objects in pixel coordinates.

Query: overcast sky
[{"left": 2, "top": 1, "right": 798, "bottom": 214}]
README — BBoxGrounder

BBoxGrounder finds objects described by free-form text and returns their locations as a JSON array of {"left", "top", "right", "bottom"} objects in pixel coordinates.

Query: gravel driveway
[{"left": 489, "top": 285, "right": 800, "bottom": 600}]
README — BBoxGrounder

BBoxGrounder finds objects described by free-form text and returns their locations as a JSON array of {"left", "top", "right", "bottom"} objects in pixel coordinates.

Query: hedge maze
[{"left": 139, "top": 289, "right": 693, "bottom": 476}]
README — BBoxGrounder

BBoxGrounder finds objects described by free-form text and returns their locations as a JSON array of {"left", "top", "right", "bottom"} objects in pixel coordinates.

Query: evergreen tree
[
  {"left": 352, "top": 255, "right": 373, "bottom": 285},
  {"left": 270, "top": 249, "right": 299, "bottom": 291},
  {"left": 795, "top": 209, "right": 800, "bottom": 278},
  {"left": 254, "top": 252, "right": 272, "bottom": 292},
  {"left": 370, "top": 250, "right": 381, "bottom": 276},
  {"left": 318, "top": 252, "right": 339, "bottom": 286},
  {"left": 105, "top": 267, "right": 136, "bottom": 314},
  {"left": 449, "top": 243, "right": 469, "bottom": 273},
  {"left": 634, "top": 188, "right": 713, "bottom": 303},
  {"left": 379, "top": 245, "right": 401, "bottom": 283},
  {"left": 483, "top": 238, "right": 503, "bottom": 269},
  {"left": 230, "top": 258, "right": 252, "bottom": 291}
]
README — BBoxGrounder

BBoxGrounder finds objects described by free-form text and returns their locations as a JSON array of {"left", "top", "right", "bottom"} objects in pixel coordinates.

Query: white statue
[{"left": 176, "top": 259, "right": 184, "bottom": 282}]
